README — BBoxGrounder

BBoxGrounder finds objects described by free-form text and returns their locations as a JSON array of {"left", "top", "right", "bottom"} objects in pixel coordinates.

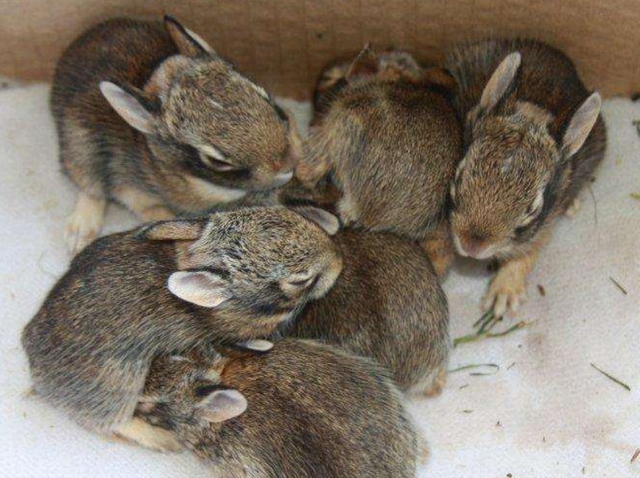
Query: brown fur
[
  {"left": 298, "top": 48, "right": 462, "bottom": 270},
  {"left": 420, "top": 221, "right": 457, "bottom": 277},
  {"left": 21, "top": 207, "right": 341, "bottom": 433},
  {"left": 311, "top": 48, "right": 426, "bottom": 126},
  {"left": 52, "top": 17, "right": 298, "bottom": 250},
  {"left": 285, "top": 229, "right": 450, "bottom": 395},
  {"left": 446, "top": 39, "right": 606, "bottom": 314},
  {"left": 136, "top": 340, "right": 418, "bottom": 478}
]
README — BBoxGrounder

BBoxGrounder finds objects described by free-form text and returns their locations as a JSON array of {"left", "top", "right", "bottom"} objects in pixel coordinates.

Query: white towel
[{"left": 0, "top": 84, "right": 638, "bottom": 477}]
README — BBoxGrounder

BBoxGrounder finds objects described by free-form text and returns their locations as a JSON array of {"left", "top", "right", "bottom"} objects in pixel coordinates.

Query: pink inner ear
[
  {"left": 201, "top": 390, "right": 248, "bottom": 423},
  {"left": 184, "top": 273, "right": 214, "bottom": 289},
  {"left": 295, "top": 207, "right": 340, "bottom": 235},
  {"left": 168, "top": 270, "right": 230, "bottom": 308}
]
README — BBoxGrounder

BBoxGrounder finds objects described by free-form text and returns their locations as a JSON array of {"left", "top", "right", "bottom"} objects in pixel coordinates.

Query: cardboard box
[{"left": 1, "top": 0, "right": 638, "bottom": 98}]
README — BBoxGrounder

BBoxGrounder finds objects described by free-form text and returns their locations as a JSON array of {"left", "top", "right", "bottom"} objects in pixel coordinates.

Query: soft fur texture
[
  {"left": 445, "top": 39, "right": 607, "bottom": 315},
  {"left": 286, "top": 229, "right": 450, "bottom": 395},
  {"left": 299, "top": 48, "right": 462, "bottom": 245},
  {"left": 2, "top": 85, "right": 639, "bottom": 478},
  {"left": 21, "top": 206, "right": 341, "bottom": 434},
  {"left": 52, "top": 17, "right": 299, "bottom": 251},
  {"left": 137, "top": 339, "right": 419, "bottom": 478}
]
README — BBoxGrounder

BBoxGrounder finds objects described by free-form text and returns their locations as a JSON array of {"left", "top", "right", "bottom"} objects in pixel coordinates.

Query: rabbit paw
[
  {"left": 483, "top": 267, "right": 527, "bottom": 317},
  {"left": 421, "top": 229, "right": 455, "bottom": 278},
  {"left": 423, "top": 367, "right": 447, "bottom": 397},
  {"left": 565, "top": 198, "right": 581, "bottom": 218},
  {"left": 418, "top": 437, "right": 430, "bottom": 464},
  {"left": 116, "top": 417, "right": 183, "bottom": 453},
  {"left": 65, "top": 194, "right": 106, "bottom": 254}
]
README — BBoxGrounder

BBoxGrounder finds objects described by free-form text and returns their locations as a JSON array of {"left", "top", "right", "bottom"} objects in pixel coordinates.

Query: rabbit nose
[
  {"left": 456, "top": 234, "right": 491, "bottom": 259},
  {"left": 462, "top": 240, "right": 487, "bottom": 258},
  {"left": 271, "top": 170, "right": 293, "bottom": 187}
]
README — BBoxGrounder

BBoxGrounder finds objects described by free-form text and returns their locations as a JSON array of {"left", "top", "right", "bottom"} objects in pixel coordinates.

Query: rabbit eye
[
  {"left": 521, "top": 202, "right": 541, "bottom": 228},
  {"left": 288, "top": 275, "right": 318, "bottom": 289},
  {"left": 521, "top": 210, "right": 536, "bottom": 226},
  {"left": 522, "top": 190, "right": 544, "bottom": 223},
  {"left": 197, "top": 146, "right": 242, "bottom": 173},
  {"left": 200, "top": 153, "right": 239, "bottom": 172}
]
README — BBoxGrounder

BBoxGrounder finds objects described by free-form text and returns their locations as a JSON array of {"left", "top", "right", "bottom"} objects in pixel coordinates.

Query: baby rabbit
[
  {"left": 311, "top": 47, "right": 426, "bottom": 125},
  {"left": 445, "top": 39, "right": 606, "bottom": 316},
  {"left": 135, "top": 339, "right": 419, "bottom": 477},
  {"left": 285, "top": 229, "right": 450, "bottom": 396},
  {"left": 298, "top": 46, "right": 462, "bottom": 275},
  {"left": 21, "top": 206, "right": 341, "bottom": 451},
  {"left": 52, "top": 16, "right": 299, "bottom": 253}
]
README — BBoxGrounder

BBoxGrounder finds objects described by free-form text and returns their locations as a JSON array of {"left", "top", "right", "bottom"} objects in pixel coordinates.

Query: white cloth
[{"left": 0, "top": 84, "right": 638, "bottom": 478}]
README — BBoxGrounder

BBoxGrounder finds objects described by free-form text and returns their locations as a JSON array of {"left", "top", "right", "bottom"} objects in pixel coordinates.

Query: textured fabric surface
[{"left": 0, "top": 84, "right": 638, "bottom": 477}]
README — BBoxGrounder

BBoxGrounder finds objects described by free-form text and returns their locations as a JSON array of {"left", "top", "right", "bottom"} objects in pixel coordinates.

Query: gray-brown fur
[
  {"left": 284, "top": 229, "right": 450, "bottom": 394},
  {"left": 136, "top": 339, "right": 418, "bottom": 478},
  {"left": 52, "top": 17, "right": 296, "bottom": 217},
  {"left": 311, "top": 49, "right": 425, "bottom": 126},
  {"left": 300, "top": 47, "right": 462, "bottom": 242},
  {"left": 21, "top": 206, "right": 341, "bottom": 432},
  {"left": 446, "top": 38, "right": 606, "bottom": 260},
  {"left": 204, "top": 177, "right": 342, "bottom": 217}
]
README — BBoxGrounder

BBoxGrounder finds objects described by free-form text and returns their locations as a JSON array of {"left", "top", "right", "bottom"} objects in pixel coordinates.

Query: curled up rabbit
[
  {"left": 445, "top": 39, "right": 605, "bottom": 316},
  {"left": 135, "top": 339, "right": 419, "bottom": 477},
  {"left": 52, "top": 16, "right": 301, "bottom": 253},
  {"left": 21, "top": 206, "right": 341, "bottom": 451},
  {"left": 298, "top": 46, "right": 463, "bottom": 275}
]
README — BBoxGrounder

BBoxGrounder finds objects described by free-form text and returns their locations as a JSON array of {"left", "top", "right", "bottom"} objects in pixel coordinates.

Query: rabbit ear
[
  {"left": 561, "top": 92, "right": 601, "bottom": 159},
  {"left": 198, "top": 389, "right": 247, "bottom": 423},
  {"left": 137, "top": 219, "right": 205, "bottom": 241},
  {"left": 100, "top": 81, "right": 159, "bottom": 134},
  {"left": 479, "top": 52, "right": 521, "bottom": 112},
  {"left": 237, "top": 339, "right": 274, "bottom": 352},
  {"left": 168, "top": 270, "right": 232, "bottom": 308},
  {"left": 164, "top": 15, "right": 215, "bottom": 57},
  {"left": 345, "top": 44, "right": 378, "bottom": 81},
  {"left": 292, "top": 206, "right": 340, "bottom": 235},
  {"left": 215, "top": 340, "right": 274, "bottom": 359}
]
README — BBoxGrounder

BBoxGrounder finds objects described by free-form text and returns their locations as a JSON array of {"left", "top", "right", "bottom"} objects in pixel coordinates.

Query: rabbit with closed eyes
[
  {"left": 285, "top": 228, "right": 450, "bottom": 397},
  {"left": 135, "top": 339, "right": 419, "bottom": 478},
  {"left": 445, "top": 39, "right": 605, "bottom": 316},
  {"left": 52, "top": 16, "right": 300, "bottom": 253},
  {"left": 21, "top": 206, "right": 341, "bottom": 451}
]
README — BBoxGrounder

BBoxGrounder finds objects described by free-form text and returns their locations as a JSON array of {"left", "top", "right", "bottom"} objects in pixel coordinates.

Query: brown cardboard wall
[{"left": 0, "top": 0, "right": 638, "bottom": 98}]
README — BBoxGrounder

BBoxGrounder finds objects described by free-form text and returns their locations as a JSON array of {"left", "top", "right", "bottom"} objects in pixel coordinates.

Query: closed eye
[
  {"left": 522, "top": 199, "right": 543, "bottom": 224},
  {"left": 517, "top": 204, "right": 542, "bottom": 235},
  {"left": 520, "top": 189, "right": 545, "bottom": 226},
  {"left": 287, "top": 275, "right": 318, "bottom": 289},
  {"left": 199, "top": 152, "right": 239, "bottom": 172},
  {"left": 206, "top": 156, "right": 237, "bottom": 172},
  {"left": 520, "top": 210, "right": 538, "bottom": 227},
  {"left": 525, "top": 201, "right": 537, "bottom": 216}
]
